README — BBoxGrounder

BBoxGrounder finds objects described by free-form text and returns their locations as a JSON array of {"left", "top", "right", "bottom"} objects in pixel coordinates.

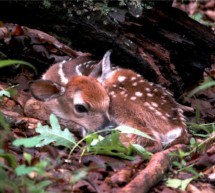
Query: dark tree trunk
[{"left": 0, "top": 1, "right": 214, "bottom": 97}]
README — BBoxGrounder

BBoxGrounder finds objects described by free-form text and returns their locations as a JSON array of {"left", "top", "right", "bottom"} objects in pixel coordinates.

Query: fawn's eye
[{"left": 75, "top": 104, "right": 88, "bottom": 113}]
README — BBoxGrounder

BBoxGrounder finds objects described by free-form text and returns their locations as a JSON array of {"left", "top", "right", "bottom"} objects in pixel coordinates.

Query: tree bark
[{"left": 0, "top": 1, "right": 214, "bottom": 97}]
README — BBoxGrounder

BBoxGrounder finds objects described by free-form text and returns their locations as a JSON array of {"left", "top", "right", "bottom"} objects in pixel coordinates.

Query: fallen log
[{"left": 0, "top": 1, "right": 214, "bottom": 97}]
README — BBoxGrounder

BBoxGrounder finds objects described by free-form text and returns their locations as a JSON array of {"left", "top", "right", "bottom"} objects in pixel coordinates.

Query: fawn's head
[{"left": 29, "top": 75, "right": 114, "bottom": 134}]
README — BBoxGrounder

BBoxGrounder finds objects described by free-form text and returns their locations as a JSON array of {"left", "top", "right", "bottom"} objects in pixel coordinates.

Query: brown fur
[{"left": 103, "top": 68, "right": 189, "bottom": 152}]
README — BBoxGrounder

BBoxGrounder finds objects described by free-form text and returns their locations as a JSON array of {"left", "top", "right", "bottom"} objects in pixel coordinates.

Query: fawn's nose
[{"left": 100, "top": 120, "right": 118, "bottom": 136}]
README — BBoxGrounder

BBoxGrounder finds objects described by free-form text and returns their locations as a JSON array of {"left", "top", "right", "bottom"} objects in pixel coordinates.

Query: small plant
[
  {"left": 0, "top": 59, "right": 37, "bottom": 75},
  {"left": 188, "top": 76, "right": 215, "bottom": 98},
  {"left": 13, "top": 114, "right": 153, "bottom": 160},
  {"left": 0, "top": 114, "right": 51, "bottom": 192},
  {"left": 0, "top": 150, "right": 52, "bottom": 193},
  {"left": 0, "top": 86, "right": 17, "bottom": 100},
  {"left": 13, "top": 114, "right": 76, "bottom": 148},
  {"left": 166, "top": 148, "right": 201, "bottom": 191},
  {"left": 166, "top": 121, "right": 215, "bottom": 191}
]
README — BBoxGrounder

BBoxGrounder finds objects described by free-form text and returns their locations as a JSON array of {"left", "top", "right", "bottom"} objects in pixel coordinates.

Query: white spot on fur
[
  {"left": 59, "top": 62, "right": 69, "bottom": 84},
  {"left": 147, "top": 93, "right": 153, "bottom": 97},
  {"left": 144, "top": 102, "right": 150, "bottom": 107},
  {"left": 149, "top": 106, "right": 155, "bottom": 111},
  {"left": 131, "top": 77, "right": 137, "bottom": 80},
  {"left": 120, "top": 91, "right": 126, "bottom": 95},
  {"left": 165, "top": 113, "right": 171, "bottom": 117},
  {"left": 182, "top": 122, "right": 186, "bottom": 127},
  {"left": 113, "top": 84, "right": 117, "bottom": 88},
  {"left": 180, "top": 117, "right": 186, "bottom": 122},
  {"left": 151, "top": 102, "right": 158, "bottom": 107},
  {"left": 161, "top": 116, "right": 167, "bottom": 120},
  {"left": 132, "top": 82, "right": 138, "bottom": 86},
  {"left": 145, "top": 88, "right": 151, "bottom": 92},
  {"left": 155, "top": 111, "right": 162, "bottom": 116},
  {"left": 118, "top": 76, "right": 126, "bottom": 82},
  {"left": 139, "top": 80, "right": 144, "bottom": 83},
  {"left": 109, "top": 91, "right": 115, "bottom": 96},
  {"left": 135, "top": 91, "right": 143, "bottom": 97},
  {"left": 130, "top": 96, "right": 136, "bottom": 101}
]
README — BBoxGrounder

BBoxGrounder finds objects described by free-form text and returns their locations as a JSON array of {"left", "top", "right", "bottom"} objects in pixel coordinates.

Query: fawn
[
  {"left": 24, "top": 56, "right": 115, "bottom": 137},
  {"left": 25, "top": 51, "right": 189, "bottom": 152}
]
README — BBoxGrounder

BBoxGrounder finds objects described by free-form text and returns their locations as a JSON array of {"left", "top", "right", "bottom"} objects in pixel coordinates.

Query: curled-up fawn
[{"left": 25, "top": 51, "right": 189, "bottom": 152}]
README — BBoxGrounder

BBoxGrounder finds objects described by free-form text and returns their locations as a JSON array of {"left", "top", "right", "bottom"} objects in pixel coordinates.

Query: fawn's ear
[
  {"left": 29, "top": 80, "right": 65, "bottom": 101},
  {"left": 89, "top": 50, "right": 113, "bottom": 80}
]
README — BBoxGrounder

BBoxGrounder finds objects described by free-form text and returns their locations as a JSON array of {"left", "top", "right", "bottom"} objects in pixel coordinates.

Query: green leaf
[
  {"left": 24, "top": 152, "right": 32, "bottom": 165},
  {"left": 0, "top": 168, "right": 19, "bottom": 193},
  {"left": 166, "top": 178, "right": 193, "bottom": 191},
  {"left": 13, "top": 114, "right": 76, "bottom": 148},
  {"left": 115, "top": 125, "right": 155, "bottom": 141},
  {"left": 131, "top": 144, "right": 152, "bottom": 160},
  {"left": 36, "top": 180, "right": 52, "bottom": 189},
  {"left": 7, "top": 88, "right": 17, "bottom": 97},
  {"left": 188, "top": 77, "right": 215, "bottom": 97},
  {"left": 191, "top": 13, "right": 203, "bottom": 22},
  {"left": 0, "top": 153, "right": 17, "bottom": 168},
  {"left": 35, "top": 115, "right": 76, "bottom": 148},
  {"left": 87, "top": 132, "right": 135, "bottom": 160},
  {"left": 16, "top": 160, "right": 49, "bottom": 176},
  {"left": 183, "top": 166, "right": 200, "bottom": 177},
  {"left": 86, "top": 133, "right": 104, "bottom": 146},
  {"left": 13, "top": 136, "right": 42, "bottom": 148},
  {"left": 166, "top": 178, "right": 181, "bottom": 189},
  {"left": 181, "top": 178, "right": 193, "bottom": 190},
  {"left": 15, "top": 165, "right": 38, "bottom": 176},
  {"left": 24, "top": 178, "right": 51, "bottom": 193},
  {"left": 0, "top": 167, "right": 9, "bottom": 182},
  {"left": 0, "top": 59, "right": 37, "bottom": 75},
  {"left": 0, "top": 90, "right": 10, "bottom": 98},
  {"left": 0, "top": 111, "right": 10, "bottom": 131},
  {"left": 173, "top": 161, "right": 183, "bottom": 168}
]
